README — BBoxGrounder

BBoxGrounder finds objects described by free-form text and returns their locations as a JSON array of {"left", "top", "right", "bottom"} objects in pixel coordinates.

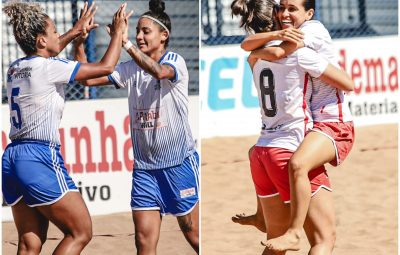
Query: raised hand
[
  {"left": 123, "top": 9, "right": 134, "bottom": 44},
  {"left": 106, "top": 3, "right": 133, "bottom": 40},
  {"left": 75, "top": 1, "right": 99, "bottom": 36},
  {"left": 275, "top": 28, "right": 304, "bottom": 45}
]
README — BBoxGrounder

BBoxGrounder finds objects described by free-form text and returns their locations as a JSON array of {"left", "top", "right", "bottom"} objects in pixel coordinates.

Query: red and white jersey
[
  {"left": 300, "top": 20, "right": 353, "bottom": 122},
  {"left": 253, "top": 47, "right": 329, "bottom": 151}
]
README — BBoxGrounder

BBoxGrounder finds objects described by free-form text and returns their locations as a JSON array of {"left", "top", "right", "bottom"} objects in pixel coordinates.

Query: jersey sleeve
[
  {"left": 108, "top": 60, "right": 136, "bottom": 89},
  {"left": 297, "top": 48, "right": 329, "bottom": 78},
  {"left": 47, "top": 58, "right": 80, "bottom": 85},
  {"left": 300, "top": 21, "right": 331, "bottom": 51},
  {"left": 160, "top": 52, "right": 187, "bottom": 83}
]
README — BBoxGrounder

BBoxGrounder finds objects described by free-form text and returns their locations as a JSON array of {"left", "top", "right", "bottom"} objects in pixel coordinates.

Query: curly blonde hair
[{"left": 3, "top": 1, "right": 49, "bottom": 55}]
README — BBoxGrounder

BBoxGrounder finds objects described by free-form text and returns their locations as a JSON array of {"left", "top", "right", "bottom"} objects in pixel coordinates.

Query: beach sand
[
  {"left": 201, "top": 124, "right": 398, "bottom": 255},
  {"left": 2, "top": 124, "right": 398, "bottom": 254},
  {"left": 3, "top": 210, "right": 197, "bottom": 254}
]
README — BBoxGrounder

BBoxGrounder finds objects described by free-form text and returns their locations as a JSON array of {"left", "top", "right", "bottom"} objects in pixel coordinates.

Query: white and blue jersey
[
  {"left": 108, "top": 51, "right": 196, "bottom": 170},
  {"left": 6, "top": 56, "right": 80, "bottom": 144},
  {"left": 3, "top": 56, "right": 81, "bottom": 206}
]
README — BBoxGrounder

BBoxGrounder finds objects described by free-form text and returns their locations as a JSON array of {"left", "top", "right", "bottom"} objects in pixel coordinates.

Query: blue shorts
[
  {"left": 2, "top": 140, "right": 78, "bottom": 207},
  {"left": 131, "top": 152, "right": 199, "bottom": 216}
]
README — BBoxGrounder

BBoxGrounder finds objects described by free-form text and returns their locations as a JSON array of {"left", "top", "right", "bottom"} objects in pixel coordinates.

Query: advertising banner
[
  {"left": 2, "top": 96, "right": 199, "bottom": 221},
  {"left": 201, "top": 36, "right": 399, "bottom": 138}
]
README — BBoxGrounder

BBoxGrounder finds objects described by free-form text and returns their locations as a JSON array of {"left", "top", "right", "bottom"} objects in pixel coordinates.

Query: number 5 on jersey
[{"left": 11, "top": 87, "right": 22, "bottom": 129}]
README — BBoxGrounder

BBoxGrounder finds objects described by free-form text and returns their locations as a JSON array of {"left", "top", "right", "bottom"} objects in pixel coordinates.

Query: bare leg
[
  {"left": 132, "top": 210, "right": 162, "bottom": 255},
  {"left": 259, "top": 196, "right": 290, "bottom": 255},
  {"left": 304, "top": 189, "right": 336, "bottom": 255},
  {"left": 12, "top": 199, "right": 49, "bottom": 255},
  {"left": 37, "top": 192, "right": 92, "bottom": 255},
  {"left": 177, "top": 203, "right": 199, "bottom": 254},
  {"left": 232, "top": 145, "right": 266, "bottom": 233},
  {"left": 232, "top": 195, "right": 266, "bottom": 233},
  {"left": 265, "top": 132, "right": 335, "bottom": 252}
]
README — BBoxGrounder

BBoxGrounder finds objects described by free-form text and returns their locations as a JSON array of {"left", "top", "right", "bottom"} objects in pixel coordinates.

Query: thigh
[
  {"left": 132, "top": 210, "right": 162, "bottom": 238},
  {"left": 292, "top": 131, "right": 336, "bottom": 171},
  {"left": 304, "top": 189, "right": 336, "bottom": 246},
  {"left": 260, "top": 195, "right": 290, "bottom": 239},
  {"left": 314, "top": 122, "right": 355, "bottom": 166},
  {"left": 36, "top": 192, "right": 92, "bottom": 236},
  {"left": 12, "top": 199, "right": 49, "bottom": 243},
  {"left": 177, "top": 202, "right": 199, "bottom": 233}
]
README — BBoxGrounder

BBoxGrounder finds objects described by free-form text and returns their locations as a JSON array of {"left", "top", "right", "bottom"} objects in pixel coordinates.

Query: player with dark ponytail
[
  {"left": 230, "top": 0, "right": 354, "bottom": 254},
  {"left": 231, "top": 0, "right": 276, "bottom": 34},
  {"left": 74, "top": 0, "right": 199, "bottom": 253}
]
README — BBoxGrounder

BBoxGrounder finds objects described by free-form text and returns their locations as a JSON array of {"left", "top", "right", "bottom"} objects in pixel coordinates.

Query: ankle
[{"left": 286, "top": 228, "right": 302, "bottom": 238}]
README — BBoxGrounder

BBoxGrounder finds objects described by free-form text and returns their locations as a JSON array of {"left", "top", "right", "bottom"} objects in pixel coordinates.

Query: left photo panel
[{"left": 1, "top": 0, "right": 200, "bottom": 254}]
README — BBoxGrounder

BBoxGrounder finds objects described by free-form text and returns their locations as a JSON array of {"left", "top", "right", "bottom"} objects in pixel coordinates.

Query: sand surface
[
  {"left": 201, "top": 124, "right": 398, "bottom": 255},
  {"left": 3, "top": 211, "right": 196, "bottom": 254},
  {"left": 2, "top": 124, "right": 398, "bottom": 254}
]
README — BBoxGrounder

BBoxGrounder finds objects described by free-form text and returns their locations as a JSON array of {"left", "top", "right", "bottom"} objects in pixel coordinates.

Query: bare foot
[
  {"left": 261, "top": 229, "right": 302, "bottom": 252},
  {"left": 231, "top": 213, "right": 266, "bottom": 233}
]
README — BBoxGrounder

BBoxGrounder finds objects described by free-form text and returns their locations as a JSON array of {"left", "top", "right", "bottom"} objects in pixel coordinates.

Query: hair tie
[{"left": 140, "top": 15, "right": 170, "bottom": 34}]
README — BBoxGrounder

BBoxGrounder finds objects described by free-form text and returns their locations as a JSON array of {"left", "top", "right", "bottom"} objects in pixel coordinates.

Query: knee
[
  {"left": 327, "top": 228, "right": 337, "bottom": 247},
  {"left": 72, "top": 224, "right": 93, "bottom": 247},
  {"left": 18, "top": 235, "right": 43, "bottom": 254},
  {"left": 178, "top": 216, "right": 195, "bottom": 233},
  {"left": 135, "top": 227, "right": 158, "bottom": 248},
  {"left": 178, "top": 216, "right": 199, "bottom": 247},
  {"left": 314, "top": 228, "right": 336, "bottom": 251},
  {"left": 288, "top": 156, "right": 307, "bottom": 177}
]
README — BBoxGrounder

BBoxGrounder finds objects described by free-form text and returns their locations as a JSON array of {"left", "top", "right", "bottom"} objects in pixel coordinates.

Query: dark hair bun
[
  {"left": 231, "top": 0, "right": 248, "bottom": 17},
  {"left": 149, "top": 0, "right": 165, "bottom": 14}
]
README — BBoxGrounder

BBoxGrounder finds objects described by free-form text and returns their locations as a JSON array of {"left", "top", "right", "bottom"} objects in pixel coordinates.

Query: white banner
[
  {"left": 200, "top": 36, "right": 399, "bottom": 138},
  {"left": 2, "top": 96, "right": 199, "bottom": 221}
]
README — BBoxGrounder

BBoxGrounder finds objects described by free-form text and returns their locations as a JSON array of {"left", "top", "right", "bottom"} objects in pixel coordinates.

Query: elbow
[
  {"left": 347, "top": 80, "right": 355, "bottom": 92},
  {"left": 101, "top": 65, "right": 115, "bottom": 76},
  {"left": 343, "top": 78, "right": 355, "bottom": 92},
  {"left": 241, "top": 42, "right": 251, "bottom": 51},
  {"left": 154, "top": 72, "right": 165, "bottom": 80},
  {"left": 272, "top": 50, "right": 285, "bottom": 60},
  {"left": 77, "top": 79, "right": 89, "bottom": 86}
]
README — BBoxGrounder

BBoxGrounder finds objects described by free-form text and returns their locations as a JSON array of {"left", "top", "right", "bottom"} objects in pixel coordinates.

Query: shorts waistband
[
  {"left": 9, "top": 139, "right": 60, "bottom": 148},
  {"left": 134, "top": 151, "right": 198, "bottom": 171}
]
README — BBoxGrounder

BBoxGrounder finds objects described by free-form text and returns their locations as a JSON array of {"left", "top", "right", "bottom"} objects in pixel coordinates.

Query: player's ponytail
[
  {"left": 141, "top": 0, "right": 171, "bottom": 48},
  {"left": 3, "top": 1, "right": 49, "bottom": 55},
  {"left": 231, "top": 0, "right": 250, "bottom": 20},
  {"left": 231, "top": 0, "right": 275, "bottom": 34}
]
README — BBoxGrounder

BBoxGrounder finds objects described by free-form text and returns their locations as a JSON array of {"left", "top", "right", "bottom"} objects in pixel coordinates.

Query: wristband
[{"left": 123, "top": 40, "right": 133, "bottom": 51}]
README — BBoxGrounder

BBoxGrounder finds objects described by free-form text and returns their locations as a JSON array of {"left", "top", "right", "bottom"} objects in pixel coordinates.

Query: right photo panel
[{"left": 201, "top": 0, "right": 398, "bottom": 254}]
